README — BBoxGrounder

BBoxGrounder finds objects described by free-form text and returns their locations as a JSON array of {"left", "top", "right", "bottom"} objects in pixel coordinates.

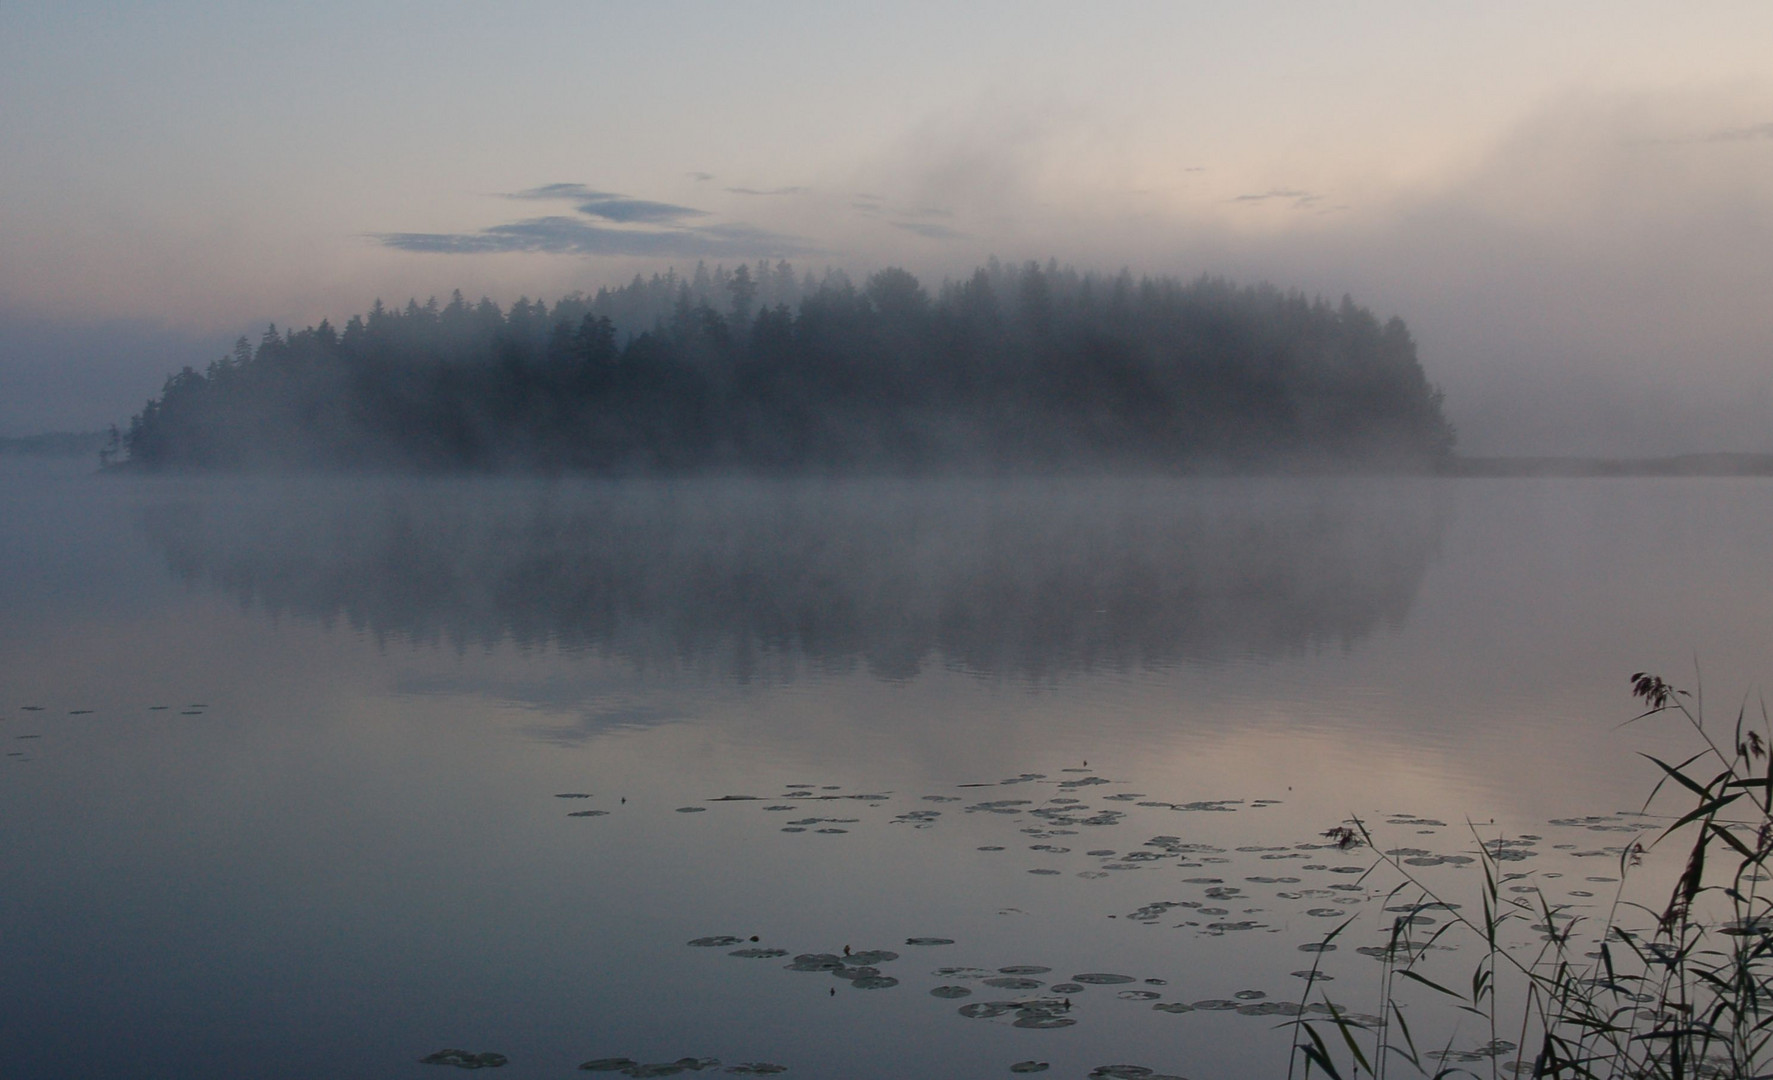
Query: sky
[{"left": 2, "top": 1, "right": 1771, "bottom": 453}]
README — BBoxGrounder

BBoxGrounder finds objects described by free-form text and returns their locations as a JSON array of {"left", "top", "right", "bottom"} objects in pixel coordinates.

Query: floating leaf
[
  {"left": 850, "top": 976, "right": 898, "bottom": 990},
  {"left": 422, "top": 1048, "right": 509, "bottom": 1068}
]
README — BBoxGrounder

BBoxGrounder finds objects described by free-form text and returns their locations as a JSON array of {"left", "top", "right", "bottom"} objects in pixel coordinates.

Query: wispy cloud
[
  {"left": 890, "top": 221, "right": 964, "bottom": 240},
  {"left": 504, "top": 184, "right": 707, "bottom": 223},
  {"left": 505, "top": 182, "right": 615, "bottom": 201},
  {"left": 687, "top": 171, "right": 715, "bottom": 182},
  {"left": 1702, "top": 120, "right": 1773, "bottom": 143},
  {"left": 726, "top": 185, "right": 805, "bottom": 196},
  {"left": 378, "top": 216, "right": 821, "bottom": 258},
  {"left": 575, "top": 198, "right": 707, "bottom": 224},
  {"left": 380, "top": 182, "right": 824, "bottom": 258},
  {"left": 1230, "top": 188, "right": 1323, "bottom": 209}
]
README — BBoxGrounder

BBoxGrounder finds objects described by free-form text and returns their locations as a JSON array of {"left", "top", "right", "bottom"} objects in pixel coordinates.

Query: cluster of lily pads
[
  {"left": 578, "top": 1057, "right": 785, "bottom": 1076},
  {"left": 419, "top": 1048, "right": 508, "bottom": 1068},
  {"left": 2, "top": 701, "right": 210, "bottom": 760},
  {"left": 548, "top": 769, "right": 1665, "bottom": 1076}
]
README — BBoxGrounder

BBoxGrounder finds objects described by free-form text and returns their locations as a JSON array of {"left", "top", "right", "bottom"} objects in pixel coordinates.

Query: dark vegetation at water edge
[{"left": 118, "top": 259, "right": 1454, "bottom": 473}]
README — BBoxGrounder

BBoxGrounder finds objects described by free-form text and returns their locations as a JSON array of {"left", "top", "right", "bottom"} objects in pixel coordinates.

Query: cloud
[
  {"left": 377, "top": 216, "right": 823, "bottom": 258},
  {"left": 506, "top": 184, "right": 708, "bottom": 223},
  {"left": 1229, "top": 188, "right": 1323, "bottom": 208},
  {"left": 726, "top": 186, "right": 805, "bottom": 196},
  {"left": 1703, "top": 120, "right": 1773, "bottom": 143},
  {"left": 505, "top": 183, "right": 616, "bottom": 201},
  {"left": 890, "top": 221, "right": 964, "bottom": 241},
  {"left": 381, "top": 182, "right": 825, "bottom": 257},
  {"left": 575, "top": 198, "right": 707, "bottom": 224},
  {"left": 687, "top": 171, "right": 715, "bottom": 182}
]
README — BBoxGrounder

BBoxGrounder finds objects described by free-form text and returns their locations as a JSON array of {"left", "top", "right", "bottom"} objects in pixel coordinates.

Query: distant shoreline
[
  {"left": 12, "top": 437, "right": 1773, "bottom": 479},
  {"left": 0, "top": 431, "right": 108, "bottom": 458},
  {"left": 1440, "top": 452, "right": 1773, "bottom": 478}
]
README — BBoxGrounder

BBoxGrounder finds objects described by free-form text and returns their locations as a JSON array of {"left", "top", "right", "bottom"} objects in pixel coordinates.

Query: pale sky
[{"left": 3, "top": 1, "right": 1771, "bottom": 452}]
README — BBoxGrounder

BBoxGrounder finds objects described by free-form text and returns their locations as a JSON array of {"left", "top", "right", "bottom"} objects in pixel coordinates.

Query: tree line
[{"left": 119, "top": 259, "right": 1456, "bottom": 472}]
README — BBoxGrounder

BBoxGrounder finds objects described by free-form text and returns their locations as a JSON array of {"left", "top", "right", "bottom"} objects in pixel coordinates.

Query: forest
[{"left": 117, "top": 259, "right": 1456, "bottom": 472}]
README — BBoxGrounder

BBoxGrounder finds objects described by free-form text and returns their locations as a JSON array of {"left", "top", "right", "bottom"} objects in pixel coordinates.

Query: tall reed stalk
[{"left": 1290, "top": 672, "right": 1773, "bottom": 1080}]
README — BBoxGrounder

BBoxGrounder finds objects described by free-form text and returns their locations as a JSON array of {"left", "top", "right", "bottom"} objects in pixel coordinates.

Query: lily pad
[
  {"left": 1072, "top": 973, "right": 1135, "bottom": 985},
  {"left": 568, "top": 810, "right": 609, "bottom": 817},
  {"left": 724, "top": 1066, "right": 787, "bottom": 1075},
  {"left": 985, "top": 977, "right": 1044, "bottom": 990},
  {"left": 930, "top": 985, "right": 973, "bottom": 998},
  {"left": 688, "top": 936, "right": 745, "bottom": 947},
  {"left": 784, "top": 954, "right": 845, "bottom": 972},
  {"left": 850, "top": 975, "right": 898, "bottom": 989},
  {"left": 1009, "top": 1063, "right": 1050, "bottom": 1074},
  {"left": 1152, "top": 1002, "right": 1194, "bottom": 1013},
  {"left": 1117, "top": 990, "right": 1161, "bottom": 1001},
  {"left": 579, "top": 1060, "right": 639, "bottom": 1072},
  {"left": 998, "top": 965, "right": 1051, "bottom": 975},
  {"left": 421, "top": 1049, "right": 509, "bottom": 1068},
  {"left": 959, "top": 1001, "right": 1018, "bottom": 1019},
  {"left": 675, "top": 807, "right": 707, "bottom": 814},
  {"left": 728, "top": 948, "right": 788, "bottom": 958},
  {"left": 906, "top": 937, "right": 954, "bottom": 946}
]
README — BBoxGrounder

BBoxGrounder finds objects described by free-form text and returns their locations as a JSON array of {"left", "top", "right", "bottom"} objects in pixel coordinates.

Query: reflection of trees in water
[{"left": 141, "top": 478, "right": 1446, "bottom": 681}]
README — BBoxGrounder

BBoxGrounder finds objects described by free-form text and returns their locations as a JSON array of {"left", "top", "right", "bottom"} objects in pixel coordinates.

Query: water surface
[{"left": 4, "top": 460, "right": 1771, "bottom": 1078}]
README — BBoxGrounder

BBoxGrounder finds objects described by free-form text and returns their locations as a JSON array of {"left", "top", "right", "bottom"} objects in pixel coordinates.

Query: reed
[{"left": 1290, "top": 672, "right": 1773, "bottom": 1080}]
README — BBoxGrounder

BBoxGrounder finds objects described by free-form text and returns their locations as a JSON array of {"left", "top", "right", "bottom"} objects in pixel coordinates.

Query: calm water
[{"left": 4, "top": 458, "right": 1772, "bottom": 1079}]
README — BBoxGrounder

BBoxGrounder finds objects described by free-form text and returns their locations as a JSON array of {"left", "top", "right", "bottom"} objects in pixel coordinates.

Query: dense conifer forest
[{"left": 118, "top": 259, "right": 1455, "bottom": 472}]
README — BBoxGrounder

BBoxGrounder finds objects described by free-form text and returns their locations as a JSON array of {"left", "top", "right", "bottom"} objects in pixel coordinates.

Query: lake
[{"left": 4, "top": 458, "right": 1771, "bottom": 1079}]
